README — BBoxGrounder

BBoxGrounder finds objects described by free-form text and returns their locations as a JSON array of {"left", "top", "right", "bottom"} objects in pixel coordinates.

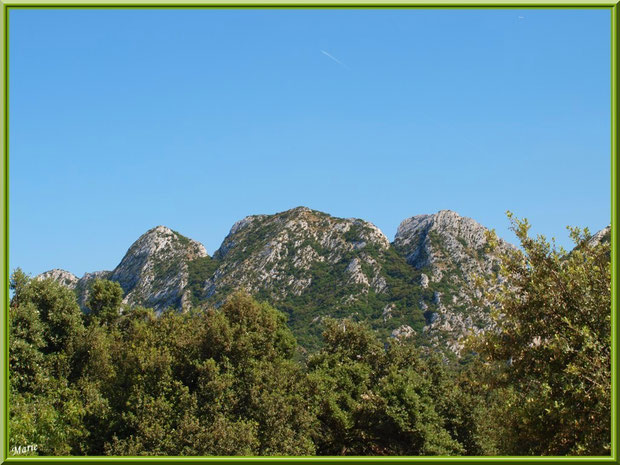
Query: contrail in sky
[{"left": 320, "top": 50, "right": 349, "bottom": 69}]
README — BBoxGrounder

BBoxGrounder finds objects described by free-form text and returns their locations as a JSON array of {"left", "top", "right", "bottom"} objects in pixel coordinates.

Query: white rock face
[
  {"left": 207, "top": 207, "right": 391, "bottom": 301},
  {"left": 394, "top": 210, "right": 512, "bottom": 279},
  {"left": 108, "top": 226, "right": 208, "bottom": 311},
  {"left": 38, "top": 227, "right": 207, "bottom": 312},
  {"left": 391, "top": 325, "right": 415, "bottom": 339},
  {"left": 394, "top": 210, "right": 515, "bottom": 288},
  {"left": 346, "top": 258, "right": 369, "bottom": 286},
  {"left": 589, "top": 225, "right": 611, "bottom": 247},
  {"left": 394, "top": 210, "right": 515, "bottom": 354},
  {"left": 36, "top": 269, "right": 79, "bottom": 289}
]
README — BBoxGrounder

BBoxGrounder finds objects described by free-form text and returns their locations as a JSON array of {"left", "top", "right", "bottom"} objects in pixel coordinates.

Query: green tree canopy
[
  {"left": 86, "top": 279, "right": 124, "bottom": 326},
  {"left": 307, "top": 319, "right": 465, "bottom": 456},
  {"left": 472, "top": 214, "right": 611, "bottom": 455}
]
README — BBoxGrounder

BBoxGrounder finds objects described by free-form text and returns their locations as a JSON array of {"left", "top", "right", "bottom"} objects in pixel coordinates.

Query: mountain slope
[
  {"left": 394, "top": 210, "right": 515, "bottom": 352},
  {"left": 109, "top": 226, "right": 208, "bottom": 311},
  {"left": 39, "top": 226, "right": 208, "bottom": 313},
  {"left": 192, "top": 207, "right": 425, "bottom": 349},
  {"left": 36, "top": 208, "right": 531, "bottom": 353}
]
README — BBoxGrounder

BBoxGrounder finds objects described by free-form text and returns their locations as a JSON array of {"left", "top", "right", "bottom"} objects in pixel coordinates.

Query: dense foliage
[
  {"left": 470, "top": 215, "right": 611, "bottom": 455},
  {"left": 8, "top": 218, "right": 611, "bottom": 456}
]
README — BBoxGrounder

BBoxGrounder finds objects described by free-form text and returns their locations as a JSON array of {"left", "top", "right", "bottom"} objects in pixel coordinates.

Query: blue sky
[{"left": 9, "top": 8, "right": 611, "bottom": 277}]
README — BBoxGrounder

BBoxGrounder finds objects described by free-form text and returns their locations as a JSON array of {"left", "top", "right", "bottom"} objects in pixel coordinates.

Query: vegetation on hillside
[{"left": 8, "top": 217, "right": 611, "bottom": 456}]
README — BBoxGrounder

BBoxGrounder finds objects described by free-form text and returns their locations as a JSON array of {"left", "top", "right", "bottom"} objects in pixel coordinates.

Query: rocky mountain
[
  {"left": 589, "top": 225, "right": 611, "bottom": 247},
  {"left": 194, "top": 207, "right": 422, "bottom": 348},
  {"left": 39, "top": 226, "right": 207, "bottom": 312},
  {"left": 36, "top": 207, "right": 523, "bottom": 353},
  {"left": 37, "top": 268, "right": 79, "bottom": 289},
  {"left": 393, "top": 210, "right": 515, "bottom": 352},
  {"left": 209, "top": 207, "right": 391, "bottom": 299},
  {"left": 108, "top": 226, "right": 208, "bottom": 310},
  {"left": 394, "top": 210, "right": 510, "bottom": 282}
]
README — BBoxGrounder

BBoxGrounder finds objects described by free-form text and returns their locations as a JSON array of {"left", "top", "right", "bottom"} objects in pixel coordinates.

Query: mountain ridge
[
  {"left": 33, "top": 207, "right": 515, "bottom": 351},
  {"left": 36, "top": 207, "right": 606, "bottom": 353}
]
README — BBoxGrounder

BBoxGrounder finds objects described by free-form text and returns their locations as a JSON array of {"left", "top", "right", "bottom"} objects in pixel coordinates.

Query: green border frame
[{"left": 0, "top": 2, "right": 617, "bottom": 463}]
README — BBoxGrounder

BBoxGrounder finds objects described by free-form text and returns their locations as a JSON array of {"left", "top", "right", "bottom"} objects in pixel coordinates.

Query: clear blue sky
[{"left": 9, "top": 8, "right": 611, "bottom": 277}]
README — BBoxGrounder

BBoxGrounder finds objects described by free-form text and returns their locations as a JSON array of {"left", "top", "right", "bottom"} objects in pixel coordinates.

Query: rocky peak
[
  {"left": 108, "top": 226, "right": 208, "bottom": 311},
  {"left": 393, "top": 210, "right": 515, "bottom": 353},
  {"left": 394, "top": 210, "right": 510, "bottom": 280},
  {"left": 33, "top": 209, "right": 527, "bottom": 354},
  {"left": 205, "top": 207, "right": 391, "bottom": 301},
  {"left": 216, "top": 207, "right": 389, "bottom": 261},
  {"left": 396, "top": 211, "right": 485, "bottom": 256},
  {"left": 589, "top": 225, "right": 611, "bottom": 247},
  {"left": 36, "top": 269, "right": 79, "bottom": 289},
  {"left": 36, "top": 226, "right": 208, "bottom": 313},
  {"left": 123, "top": 225, "right": 207, "bottom": 258}
]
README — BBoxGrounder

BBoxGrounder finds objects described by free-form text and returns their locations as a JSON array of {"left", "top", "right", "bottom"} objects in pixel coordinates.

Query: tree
[
  {"left": 307, "top": 319, "right": 463, "bottom": 456},
  {"left": 11, "top": 272, "right": 84, "bottom": 357},
  {"left": 200, "top": 293, "right": 314, "bottom": 455},
  {"left": 9, "top": 268, "right": 30, "bottom": 305},
  {"left": 102, "top": 292, "right": 315, "bottom": 456},
  {"left": 472, "top": 214, "right": 611, "bottom": 455},
  {"left": 86, "top": 279, "right": 124, "bottom": 326},
  {"left": 9, "top": 270, "right": 89, "bottom": 455},
  {"left": 9, "top": 271, "right": 46, "bottom": 393}
]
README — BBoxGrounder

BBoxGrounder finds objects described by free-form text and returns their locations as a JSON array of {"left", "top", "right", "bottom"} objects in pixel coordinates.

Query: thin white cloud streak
[{"left": 320, "top": 50, "right": 349, "bottom": 69}]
